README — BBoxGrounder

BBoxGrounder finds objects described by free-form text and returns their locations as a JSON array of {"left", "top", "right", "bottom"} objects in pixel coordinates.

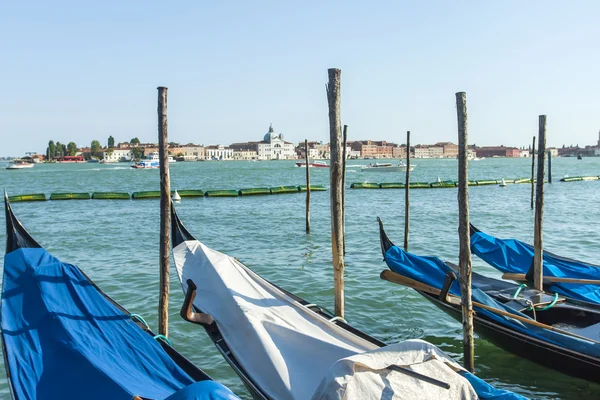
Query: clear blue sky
[{"left": 2, "top": 1, "right": 599, "bottom": 156}]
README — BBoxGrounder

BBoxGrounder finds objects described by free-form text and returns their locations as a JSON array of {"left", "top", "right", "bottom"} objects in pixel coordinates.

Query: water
[{"left": 1, "top": 158, "right": 600, "bottom": 399}]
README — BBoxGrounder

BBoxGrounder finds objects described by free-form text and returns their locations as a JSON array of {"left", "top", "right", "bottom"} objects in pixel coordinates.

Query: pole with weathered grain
[
  {"left": 327, "top": 68, "right": 344, "bottom": 318},
  {"left": 305, "top": 139, "right": 311, "bottom": 233},
  {"left": 157, "top": 86, "right": 171, "bottom": 337},
  {"left": 456, "top": 92, "right": 474, "bottom": 372},
  {"left": 547, "top": 150, "right": 552, "bottom": 183},
  {"left": 342, "top": 125, "right": 348, "bottom": 255},
  {"left": 530, "top": 136, "right": 536, "bottom": 209},
  {"left": 533, "top": 115, "right": 547, "bottom": 291},
  {"left": 404, "top": 131, "right": 410, "bottom": 251}
]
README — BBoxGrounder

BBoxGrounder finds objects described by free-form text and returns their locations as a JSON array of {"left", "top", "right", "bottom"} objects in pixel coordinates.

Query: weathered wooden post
[
  {"left": 157, "top": 86, "right": 171, "bottom": 337},
  {"left": 342, "top": 125, "right": 348, "bottom": 255},
  {"left": 327, "top": 68, "right": 345, "bottom": 318},
  {"left": 531, "top": 136, "right": 536, "bottom": 210},
  {"left": 456, "top": 92, "right": 474, "bottom": 372},
  {"left": 305, "top": 139, "right": 311, "bottom": 233},
  {"left": 404, "top": 131, "right": 410, "bottom": 251},
  {"left": 533, "top": 116, "right": 547, "bottom": 291},
  {"left": 547, "top": 150, "right": 552, "bottom": 183}
]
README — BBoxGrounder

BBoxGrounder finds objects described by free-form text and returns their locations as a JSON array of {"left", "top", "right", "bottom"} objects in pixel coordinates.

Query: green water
[{"left": 1, "top": 158, "right": 600, "bottom": 399}]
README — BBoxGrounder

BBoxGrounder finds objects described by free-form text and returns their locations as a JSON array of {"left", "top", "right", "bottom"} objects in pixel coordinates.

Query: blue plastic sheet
[
  {"left": 471, "top": 230, "right": 600, "bottom": 304},
  {"left": 1, "top": 247, "right": 237, "bottom": 400}
]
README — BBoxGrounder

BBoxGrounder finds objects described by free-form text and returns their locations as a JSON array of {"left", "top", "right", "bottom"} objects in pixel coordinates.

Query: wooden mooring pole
[
  {"left": 547, "top": 150, "right": 552, "bottom": 183},
  {"left": 342, "top": 125, "right": 348, "bottom": 255},
  {"left": 455, "top": 92, "right": 474, "bottom": 372},
  {"left": 327, "top": 68, "right": 344, "bottom": 318},
  {"left": 404, "top": 131, "right": 410, "bottom": 251},
  {"left": 533, "top": 116, "right": 547, "bottom": 291},
  {"left": 157, "top": 86, "right": 171, "bottom": 337},
  {"left": 530, "top": 136, "right": 536, "bottom": 210},
  {"left": 305, "top": 139, "right": 311, "bottom": 233}
]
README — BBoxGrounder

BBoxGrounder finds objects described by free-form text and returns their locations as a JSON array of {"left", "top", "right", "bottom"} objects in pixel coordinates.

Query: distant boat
[
  {"left": 6, "top": 160, "right": 34, "bottom": 170},
  {"left": 577, "top": 154, "right": 583, "bottom": 160},
  {"left": 131, "top": 152, "right": 175, "bottom": 169},
  {"left": 295, "top": 160, "right": 329, "bottom": 168},
  {"left": 361, "top": 162, "right": 415, "bottom": 172}
]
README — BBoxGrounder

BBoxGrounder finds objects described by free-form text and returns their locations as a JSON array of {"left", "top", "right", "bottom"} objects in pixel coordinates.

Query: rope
[
  {"left": 513, "top": 283, "right": 527, "bottom": 299},
  {"left": 130, "top": 314, "right": 150, "bottom": 329},
  {"left": 153, "top": 334, "right": 172, "bottom": 346}
]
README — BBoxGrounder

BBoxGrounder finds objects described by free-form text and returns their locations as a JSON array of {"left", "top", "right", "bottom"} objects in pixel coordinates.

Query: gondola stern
[
  {"left": 4, "top": 191, "right": 41, "bottom": 253},
  {"left": 171, "top": 204, "right": 197, "bottom": 248},
  {"left": 469, "top": 223, "right": 480, "bottom": 236},
  {"left": 377, "top": 217, "right": 396, "bottom": 256}
]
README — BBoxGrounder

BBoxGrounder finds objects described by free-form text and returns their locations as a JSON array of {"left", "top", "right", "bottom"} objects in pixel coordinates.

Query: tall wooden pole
[
  {"left": 342, "top": 125, "right": 348, "bottom": 256},
  {"left": 533, "top": 115, "right": 547, "bottom": 291},
  {"left": 530, "top": 136, "right": 536, "bottom": 210},
  {"left": 404, "top": 131, "right": 410, "bottom": 251},
  {"left": 157, "top": 86, "right": 171, "bottom": 337},
  {"left": 305, "top": 139, "right": 311, "bottom": 233},
  {"left": 547, "top": 150, "right": 552, "bottom": 183},
  {"left": 456, "top": 92, "right": 474, "bottom": 372},
  {"left": 327, "top": 68, "right": 344, "bottom": 318}
]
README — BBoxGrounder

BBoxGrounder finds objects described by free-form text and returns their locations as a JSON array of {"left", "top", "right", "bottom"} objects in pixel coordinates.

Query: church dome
[{"left": 263, "top": 123, "right": 276, "bottom": 142}]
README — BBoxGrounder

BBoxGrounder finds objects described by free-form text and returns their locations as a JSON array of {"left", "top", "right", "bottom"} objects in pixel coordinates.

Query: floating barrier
[
  {"left": 476, "top": 180, "right": 498, "bottom": 186},
  {"left": 298, "top": 185, "right": 327, "bottom": 191},
  {"left": 514, "top": 178, "right": 531, "bottom": 184},
  {"left": 468, "top": 180, "right": 478, "bottom": 186},
  {"left": 270, "top": 186, "right": 300, "bottom": 194},
  {"left": 350, "top": 182, "right": 380, "bottom": 189},
  {"left": 379, "top": 182, "right": 405, "bottom": 189},
  {"left": 50, "top": 193, "right": 91, "bottom": 200},
  {"left": 205, "top": 190, "right": 239, "bottom": 197},
  {"left": 409, "top": 182, "right": 431, "bottom": 189},
  {"left": 239, "top": 188, "right": 271, "bottom": 196},
  {"left": 91, "top": 192, "right": 131, "bottom": 200},
  {"left": 8, "top": 193, "right": 46, "bottom": 202},
  {"left": 177, "top": 189, "right": 204, "bottom": 197},
  {"left": 132, "top": 191, "right": 161, "bottom": 199},
  {"left": 560, "top": 176, "right": 599, "bottom": 182},
  {"left": 431, "top": 181, "right": 457, "bottom": 188}
]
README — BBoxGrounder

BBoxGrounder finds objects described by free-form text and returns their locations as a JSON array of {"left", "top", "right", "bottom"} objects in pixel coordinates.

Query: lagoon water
[{"left": 1, "top": 157, "right": 600, "bottom": 399}]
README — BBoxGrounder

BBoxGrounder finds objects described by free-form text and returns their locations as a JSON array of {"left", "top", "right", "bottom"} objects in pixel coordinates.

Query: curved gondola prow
[
  {"left": 4, "top": 192, "right": 41, "bottom": 253},
  {"left": 171, "top": 204, "right": 197, "bottom": 247},
  {"left": 377, "top": 217, "right": 396, "bottom": 257}
]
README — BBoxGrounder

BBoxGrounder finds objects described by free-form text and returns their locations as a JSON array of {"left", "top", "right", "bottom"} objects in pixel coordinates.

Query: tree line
[{"left": 45, "top": 136, "right": 143, "bottom": 161}]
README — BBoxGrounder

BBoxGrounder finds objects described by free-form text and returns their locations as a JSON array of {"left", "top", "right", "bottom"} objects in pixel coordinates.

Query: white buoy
[
  {"left": 437, "top": 176, "right": 442, "bottom": 183},
  {"left": 172, "top": 190, "right": 181, "bottom": 202},
  {"left": 499, "top": 178, "right": 507, "bottom": 187}
]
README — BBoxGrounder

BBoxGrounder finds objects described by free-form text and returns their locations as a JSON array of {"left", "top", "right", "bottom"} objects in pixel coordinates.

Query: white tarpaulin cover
[
  {"left": 173, "top": 240, "right": 379, "bottom": 400},
  {"left": 311, "top": 339, "right": 478, "bottom": 399},
  {"left": 173, "top": 240, "right": 478, "bottom": 400}
]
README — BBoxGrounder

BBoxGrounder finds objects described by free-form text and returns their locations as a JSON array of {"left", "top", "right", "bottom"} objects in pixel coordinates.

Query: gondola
[
  {"left": 1, "top": 194, "right": 238, "bottom": 400},
  {"left": 171, "top": 206, "right": 524, "bottom": 400},
  {"left": 378, "top": 218, "right": 600, "bottom": 383},
  {"left": 470, "top": 224, "right": 600, "bottom": 305}
]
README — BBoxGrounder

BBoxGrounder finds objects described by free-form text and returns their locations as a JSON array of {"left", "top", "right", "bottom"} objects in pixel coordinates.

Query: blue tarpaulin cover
[
  {"left": 1, "top": 246, "right": 238, "bottom": 400},
  {"left": 383, "top": 245, "right": 600, "bottom": 372},
  {"left": 471, "top": 229, "right": 600, "bottom": 304}
]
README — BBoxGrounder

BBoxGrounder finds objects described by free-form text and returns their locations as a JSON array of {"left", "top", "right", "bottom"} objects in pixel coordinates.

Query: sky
[{"left": 1, "top": 1, "right": 599, "bottom": 156}]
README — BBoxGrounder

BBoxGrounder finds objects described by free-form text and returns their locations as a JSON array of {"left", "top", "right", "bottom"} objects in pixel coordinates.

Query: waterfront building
[
  {"left": 392, "top": 145, "right": 408, "bottom": 159},
  {"left": 103, "top": 148, "right": 132, "bottom": 162},
  {"left": 520, "top": 149, "right": 530, "bottom": 157},
  {"left": 231, "top": 124, "right": 296, "bottom": 160},
  {"left": 233, "top": 150, "right": 258, "bottom": 160},
  {"left": 179, "top": 144, "right": 205, "bottom": 161},
  {"left": 475, "top": 146, "right": 521, "bottom": 158},
  {"left": 436, "top": 142, "right": 459, "bottom": 158},
  {"left": 413, "top": 144, "right": 430, "bottom": 158},
  {"left": 206, "top": 145, "right": 234, "bottom": 160}
]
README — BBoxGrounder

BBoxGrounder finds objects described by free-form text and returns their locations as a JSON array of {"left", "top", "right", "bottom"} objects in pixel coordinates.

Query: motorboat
[
  {"left": 131, "top": 152, "right": 176, "bottom": 169},
  {"left": 6, "top": 160, "right": 34, "bottom": 170},
  {"left": 295, "top": 160, "right": 329, "bottom": 168},
  {"left": 360, "top": 162, "right": 415, "bottom": 172}
]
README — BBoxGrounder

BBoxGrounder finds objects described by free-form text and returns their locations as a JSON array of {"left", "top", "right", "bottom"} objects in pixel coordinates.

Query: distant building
[
  {"left": 205, "top": 145, "right": 233, "bottom": 160},
  {"left": 233, "top": 149, "right": 258, "bottom": 160},
  {"left": 231, "top": 124, "right": 296, "bottom": 160},
  {"left": 519, "top": 149, "right": 530, "bottom": 157},
  {"left": 475, "top": 146, "right": 520, "bottom": 158},
  {"left": 104, "top": 148, "right": 132, "bottom": 162},
  {"left": 436, "top": 142, "right": 458, "bottom": 158}
]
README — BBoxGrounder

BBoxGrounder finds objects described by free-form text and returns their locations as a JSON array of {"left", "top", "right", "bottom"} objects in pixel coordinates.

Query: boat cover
[
  {"left": 173, "top": 238, "right": 526, "bottom": 400},
  {"left": 311, "top": 339, "right": 523, "bottom": 399},
  {"left": 1, "top": 246, "right": 238, "bottom": 400},
  {"left": 383, "top": 245, "right": 600, "bottom": 360},
  {"left": 471, "top": 228, "right": 600, "bottom": 304}
]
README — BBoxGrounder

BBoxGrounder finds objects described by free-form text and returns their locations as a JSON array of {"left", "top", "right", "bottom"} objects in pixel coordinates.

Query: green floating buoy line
[
  {"left": 351, "top": 178, "right": 538, "bottom": 189},
  {"left": 560, "top": 176, "right": 600, "bottom": 182},
  {"left": 7, "top": 185, "right": 328, "bottom": 202}
]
